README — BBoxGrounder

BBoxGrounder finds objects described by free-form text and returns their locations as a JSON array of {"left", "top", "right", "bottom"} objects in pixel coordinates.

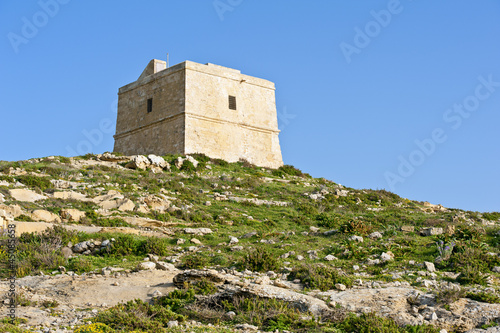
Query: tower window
[
  {"left": 147, "top": 98, "right": 153, "bottom": 113},
  {"left": 228, "top": 95, "right": 237, "bottom": 110}
]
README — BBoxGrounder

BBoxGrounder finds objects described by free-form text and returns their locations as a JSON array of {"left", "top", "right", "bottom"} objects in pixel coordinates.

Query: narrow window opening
[
  {"left": 228, "top": 95, "right": 237, "bottom": 110},
  {"left": 147, "top": 98, "right": 153, "bottom": 113}
]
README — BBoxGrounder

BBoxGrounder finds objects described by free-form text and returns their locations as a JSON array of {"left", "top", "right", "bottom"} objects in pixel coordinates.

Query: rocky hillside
[{"left": 0, "top": 153, "right": 500, "bottom": 333}]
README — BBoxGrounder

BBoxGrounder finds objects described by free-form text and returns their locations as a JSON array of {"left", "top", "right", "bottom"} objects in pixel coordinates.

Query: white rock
[
  {"left": 137, "top": 262, "right": 157, "bottom": 270},
  {"left": 380, "top": 251, "right": 394, "bottom": 262},
  {"left": 184, "top": 228, "right": 212, "bottom": 235},
  {"left": 335, "top": 283, "right": 347, "bottom": 291},
  {"left": 349, "top": 235, "right": 363, "bottom": 242},
  {"left": 424, "top": 261, "right": 436, "bottom": 272},
  {"left": 368, "top": 231, "right": 383, "bottom": 239},
  {"left": 324, "top": 255, "right": 338, "bottom": 261},
  {"left": 229, "top": 236, "right": 239, "bottom": 244},
  {"left": 190, "top": 238, "right": 201, "bottom": 245},
  {"left": 148, "top": 155, "right": 168, "bottom": 169},
  {"left": 9, "top": 189, "right": 47, "bottom": 202}
]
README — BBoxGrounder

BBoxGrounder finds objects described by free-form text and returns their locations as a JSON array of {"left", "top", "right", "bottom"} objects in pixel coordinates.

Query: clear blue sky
[{"left": 1, "top": 1, "right": 499, "bottom": 213}]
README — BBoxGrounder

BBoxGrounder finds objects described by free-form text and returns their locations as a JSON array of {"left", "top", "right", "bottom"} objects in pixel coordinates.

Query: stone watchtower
[{"left": 113, "top": 60, "right": 283, "bottom": 168}]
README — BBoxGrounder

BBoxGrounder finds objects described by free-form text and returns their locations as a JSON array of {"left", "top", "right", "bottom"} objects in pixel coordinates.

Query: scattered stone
[
  {"left": 148, "top": 154, "right": 169, "bottom": 169},
  {"left": 53, "top": 191, "right": 89, "bottom": 201},
  {"left": 190, "top": 238, "right": 201, "bottom": 245},
  {"left": 424, "top": 261, "right": 436, "bottom": 272},
  {"left": 335, "top": 283, "right": 347, "bottom": 291},
  {"left": 156, "top": 262, "right": 176, "bottom": 271},
  {"left": 60, "top": 209, "right": 86, "bottom": 222},
  {"left": 380, "top": 251, "right": 394, "bottom": 262},
  {"left": 235, "top": 324, "right": 259, "bottom": 331},
  {"left": 137, "top": 262, "right": 157, "bottom": 270},
  {"left": 242, "top": 231, "right": 258, "bottom": 238},
  {"left": 420, "top": 227, "right": 443, "bottom": 236},
  {"left": 184, "top": 228, "right": 212, "bottom": 235},
  {"left": 31, "top": 209, "right": 61, "bottom": 223},
  {"left": 368, "top": 231, "right": 383, "bottom": 239},
  {"left": 125, "top": 155, "right": 151, "bottom": 170},
  {"left": 324, "top": 254, "right": 338, "bottom": 261},
  {"left": 492, "top": 266, "right": 500, "bottom": 273},
  {"left": 61, "top": 247, "right": 73, "bottom": 259},
  {"left": 229, "top": 236, "right": 239, "bottom": 244},
  {"left": 309, "top": 226, "right": 320, "bottom": 232},
  {"left": 349, "top": 235, "right": 363, "bottom": 242},
  {"left": 167, "top": 320, "right": 178, "bottom": 328},
  {"left": 400, "top": 225, "right": 415, "bottom": 233}
]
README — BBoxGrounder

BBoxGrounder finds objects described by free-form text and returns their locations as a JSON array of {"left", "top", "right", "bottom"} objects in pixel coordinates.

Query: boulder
[
  {"left": 125, "top": 155, "right": 151, "bottom": 170},
  {"left": 53, "top": 191, "right": 90, "bottom": 201},
  {"left": 400, "top": 226, "right": 415, "bottom": 233},
  {"left": 424, "top": 261, "right": 436, "bottom": 272},
  {"left": 148, "top": 155, "right": 169, "bottom": 169},
  {"left": 184, "top": 228, "right": 212, "bottom": 236},
  {"left": 31, "top": 210, "right": 61, "bottom": 223},
  {"left": 380, "top": 251, "right": 394, "bottom": 262},
  {"left": 349, "top": 235, "right": 363, "bottom": 242},
  {"left": 9, "top": 189, "right": 47, "bottom": 202},
  {"left": 368, "top": 231, "right": 383, "bottom": 239},
  {"left": 0, "top": 204, "right": 24, "bottom": 218},
  {"left": 137, "top": 262, "right": 157, "bottom": 270},
  {"left": 144, "top": 195, "right": 171, "bottom": 212},
  {"left": 420, "top": 227, "right": 443, "bottom": 236},
  {"left": 60, "top": 209, "right": 86, "bottom": 222}
]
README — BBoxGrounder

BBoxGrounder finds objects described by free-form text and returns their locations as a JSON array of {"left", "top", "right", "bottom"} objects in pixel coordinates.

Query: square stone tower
[{"left": 113, "top": 60, "right": 283, "bottom": 169}]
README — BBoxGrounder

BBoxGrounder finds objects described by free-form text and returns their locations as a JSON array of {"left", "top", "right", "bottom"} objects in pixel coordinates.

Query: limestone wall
[
  {"left": 184, "top": 62, "right": 283, "bottom": 168},
  {"left": 114, "top": 64, "right": 186, "bottom": 156}
]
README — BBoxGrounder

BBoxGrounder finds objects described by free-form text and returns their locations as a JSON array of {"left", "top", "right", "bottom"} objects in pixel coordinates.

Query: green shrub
[
  {"left": 339, "top": 219, "right": 372, "bottom": 235},
  {"left": 435, "top": 288, "right": 465, "bottom": 304},
  {"left": 154, "top": 289, "right": 195, "bottom": 312},
  {"left": 467, "top": 291, "right": 500, "bottom": 303},
  {"left": 110, "top": 234, "right": 143, "bottom": 256},
  {"left": 483, "top": 212, "right": 500, "bottom": 221},
  {"left": 179, "top": 253, "right": 209, "bottom": 269},
  {"left": 272, "top": 165, "right": 306, "bottom": 177},
  {"left": 141, "top": 237, "right": 169, "bottom": 256},
  {"left": 288, "top": 264, "right": 353, "bottom": 291},
  {"left": 180, "top": 160, "right": 196, "bottom": 173},
  {"left": 67, "top": 256, "right": 94, "bottom": 273},
  {"left": 213, "top": 159, "right": 229, "bottom": 167},
  {"left": 94, "top": 299, "right": 184, "bottom": 332},
  {"left": 15, "top": 175, "right": 52, "bottom": 191},
  {"left": 190, "top": 153, "right": 211, "bottom": 163},
  {"left": 242, "top": 247, "right": 279, "bottom": 272}
]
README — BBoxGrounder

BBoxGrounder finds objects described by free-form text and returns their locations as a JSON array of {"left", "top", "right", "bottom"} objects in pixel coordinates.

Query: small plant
[
  {"left": 242, "top": 247, "right": 279, "bottom": 272},
  {"left": 141, "top": 237, "right": 169, "bottom": 256},
  {"left": 74, "top": 323, "right": 115, "bottom": 333},
  {"left": 466, "top": 291, "right": 500, "bottom": 304},
  {"left": 288, "top": 264, "right": 352, "bottom": 291},
  {"left": 94, "top": 298, "right": 184, "bottom": 331},
  {"left": 340, "top": 219, "right": 372, "bottom": 235},
  {"left": 15, "top": 175, "right": 52, "bottom": 191},
  {"left": 41, "top": 299, "right": 59, "bottom": 308},
  {"left": 435, "top": 288, "right": 465, "bottom": 304},
  {"left": 435, "top": 240, "right": 455, "bottom": 262},
  {"left": 179, "top": 253, "right": 209, "bottom": 270}
]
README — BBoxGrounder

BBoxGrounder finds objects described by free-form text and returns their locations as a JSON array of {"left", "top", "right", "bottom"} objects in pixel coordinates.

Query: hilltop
[{"left": 0, "top": 153, "right": 500, "bottom": 333}]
